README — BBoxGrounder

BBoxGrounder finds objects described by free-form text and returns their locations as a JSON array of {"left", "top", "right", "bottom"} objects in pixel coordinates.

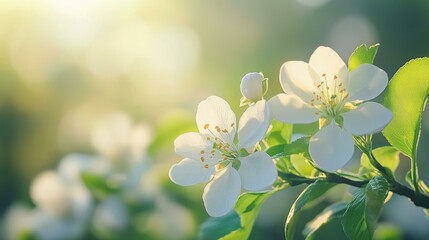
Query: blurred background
[{"left": 1, "top": 0, "right": 429, "bottom": 239}]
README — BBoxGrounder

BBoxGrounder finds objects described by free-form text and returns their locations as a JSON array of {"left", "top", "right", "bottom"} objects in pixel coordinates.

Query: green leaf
[
  {"left": 285, "top": 181, "right": 335, "bottom": 239},
  {"left": 360, "top": 147, "right": 400, "bottom": 177},
  {"left": 291, "top": 154, "right": 316, "bottom": 177},
  {"left": 266, "top": 137, "right": 310, "bottom": 159},
  {"left": 382, "top": 58, "right": 429, "bottom": 160},
  {"left": 373, "top": 223, "right": 403, "bottom": 240},
  {"left": 199, "top": 211, "right": 241, "bottom": 240},
  {"left": 81, "top": 172, "right": 120, "bottom": 198},
  {"left": 265, "top": 120, "right": 293, "bottom": 146},
  {"left": 222, "top": 190, "right": 278, "bottom": 239},
  {"left": 342, "top": 176, "right": 389, "bottom": 240},
  {"left": 348, "top": 44, "right": 379, "bottom": 71},
  {"left": 303, "top": 202, "right": 348, "bottom": 240},
  {"left": 17, "top": 230, "right": 37, "bottom": 240}
]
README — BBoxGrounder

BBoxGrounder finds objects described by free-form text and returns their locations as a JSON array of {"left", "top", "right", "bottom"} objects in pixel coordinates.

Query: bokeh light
[{"left": 1, "top": 0, "right": 429, "bottom": 239}]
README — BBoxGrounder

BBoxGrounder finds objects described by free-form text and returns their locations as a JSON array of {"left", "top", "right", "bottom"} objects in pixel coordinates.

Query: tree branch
[{"left": 278, "top": 172, "right": 429, "bottom": 209}]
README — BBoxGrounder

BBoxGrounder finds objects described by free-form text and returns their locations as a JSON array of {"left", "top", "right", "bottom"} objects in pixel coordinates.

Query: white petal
[
  {"left": 268, "top": 93, "right": 319, "bottom": 124},
  {"left": 238, "top": 100, "right": 270, "bottom": 149},
  {"left": 196, "top": 96, "right": 236, "bottom": 144},
  {"left": 347, "top": 64, "right": 388, "bottom": 102},
  {"left": 169, "top": 158, "right": 215, "bottom": 186},
  {"left": 342, "top": 102, "right": 392, "bottom": 135},
  {"left": 279, "top": 61, "right": 319, "bottom": 102},
  {"left": 309, "top": 46, "right": 349, "bottom": 89},
  {"left": 174, "top": 132, "right": 212, "bottom": 160},
  {"left": 238, "top": 151, "right": 277, "bottom": 191},
  {"left": 203, "top": 166, "right": 241, "bottom": 217},
  {"left": 309, "top": 122, "right": 354, "bottom": 172}
]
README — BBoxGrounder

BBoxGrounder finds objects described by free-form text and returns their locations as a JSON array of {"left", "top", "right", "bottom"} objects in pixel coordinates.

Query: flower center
[
  {"left": 310, "top": 73, "right": 349, "bottom": 119},
  {"left": 199, "top": 123, "right": 239, "bottom": 170}
]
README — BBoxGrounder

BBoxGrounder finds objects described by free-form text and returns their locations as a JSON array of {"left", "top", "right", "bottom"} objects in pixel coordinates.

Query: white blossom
[
  {"left": 169, "top": 96, "right": 276, "bottom": 217},
  {"left": 269, "top": 46, "right": 392, "bottom": 172}
]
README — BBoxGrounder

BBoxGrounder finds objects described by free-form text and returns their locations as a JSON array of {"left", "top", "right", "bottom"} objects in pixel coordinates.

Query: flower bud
[{"left": 240, "top": 72, "right": 266, "bottom": 101}]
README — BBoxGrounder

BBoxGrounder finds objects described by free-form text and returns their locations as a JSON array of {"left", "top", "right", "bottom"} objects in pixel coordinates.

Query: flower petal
[
  {"left": 309, "top": 46, "right": 349, "bottom": 89},
  {"left": 238, "top": 100, "right": 270, "bottom": 149},
  {"left": 309, "top": 122, "right": 354, "bottom": 172},
  {"left": 347, "top": 64, "right": 388, "bottom": 102},
  {"left": 169, "top": 158, "right": 215, "bottom": 186},
  {"left": 279, "top": 61, "right": 319, "bottom": 102},
  {"left": 203, "top": 166, "right": 241, "bottom": 217},
  {"left": 268, "top": 93, "right": 319, "bottom": 124},
  {"left": 174, "top": 132, "right": 212, "bottom": 160},
  {"left": 196, "top": 96, "right": 236, "bottom": 144},
  {"left": 342, "top": 102, "right": 393, "bottom": 135},
  {"left": 238, "top": 151, "right": 277, "bottom": 191}
]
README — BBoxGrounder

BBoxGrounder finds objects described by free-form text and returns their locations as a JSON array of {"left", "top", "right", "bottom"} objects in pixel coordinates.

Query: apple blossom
[
  {"left": 169, "top": 96, "right": 277, "bottom": 217},
  {"left": 269, "top": 46, "right": 392, "bottom": 172}
]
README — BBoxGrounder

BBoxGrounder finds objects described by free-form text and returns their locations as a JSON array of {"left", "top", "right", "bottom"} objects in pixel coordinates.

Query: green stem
[
  {"left": 354, "top": 135, "right": 396, "bottom": 182},
  {"left": 410, "top": 156, "right": 421, "bottom": 195},
  {"left": 278, "top": 172, "right": 429, "bottom": 209},
  {"left": 278, "top": 172, "right": 367, "bottom": 188},
  {"left": 365, "top": 150, "right": 395, "bottom": 182}
]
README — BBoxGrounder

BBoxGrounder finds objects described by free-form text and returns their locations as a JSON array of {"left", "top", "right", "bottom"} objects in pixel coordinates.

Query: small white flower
[
  {"left": 169, "top": 96, "right": 277, "bottom": 217},
  {"left": 269, "top": 46, "right": 392, "bottom": 172},
  {"left": 240, "top": 72, "right": 266, "bottom": 101},
  {"left": 93, "top": 197, "right": 129, "bottom": 233}
]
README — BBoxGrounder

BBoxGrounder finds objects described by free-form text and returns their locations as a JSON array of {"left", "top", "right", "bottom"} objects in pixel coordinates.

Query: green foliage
[
  {"left": 199, "top": 211, "right": 241, "bottom": 240},
  {"left": 266, "top": 136, "right": 312, "bottom": 175},
  {"left": 303, "top": 202, "right": 347, "bottom": 240},
  {"left": 222, "top": 190, "right": 278, "bottom": 239},
  {"left": 17, "top": 230, "right": 37, "bottom": 240},
  {"left": 383, "top": 58, "right": 429, "bottom": 192},
  {"left": 383, "top": 58, "right": 429, "bottom": 160},
  {"left": 264, "top": 120, "right": 293, "bottom": 146},
  {"left": 285, "top": 181, "right": 335, "bottom": 239},
  {"left": 342, "top": 176, "right": 389, "bottom": 240},
  {"left": 373, "top": 223, "right": 403, "bottom": 240},
  {"left": 199, "top": 190, "right": 278, "bottom": 240},
  {"left": 360, "top": 147, "right": 400, "bottom": 178},
  {"left": 81, "top": 172, "right": 120, "bottom": 198},
  {"left": 291, "top": 154, "right": 316, "bottom": 177},
  {"left": 348, "top": 44, "right": 379, "bottom": 71},
  {"left": 266, "top": 137, "right": 310, "bottom": 159}
]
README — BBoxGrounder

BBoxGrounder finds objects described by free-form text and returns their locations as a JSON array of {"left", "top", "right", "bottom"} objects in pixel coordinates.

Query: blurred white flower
[
  {"left": 170, "top": 96, "right": 276, "bottom": 217},
  {"left": 145, "top": 194, "right": 195, "bottom": 240},
  {"left": 93, "top": 196, "right": 129, "bottom": 233},
  {"left": 269, "top": 46, "right": 392, "bottom": 172},
  {"left": 3, "top": 154, "right": 94, "bottom": 240},
  {"left": 2, "top": 204, "right": 35, "bottom": 240},
  {"left": 91, "top": 112, "right": 152, "bottom": 165},
  {"left": 90, "top": 112, "right": 154, "bottom": 200},
  {"left": 30, "top": 171, "right": 70, "bottom": 217}
]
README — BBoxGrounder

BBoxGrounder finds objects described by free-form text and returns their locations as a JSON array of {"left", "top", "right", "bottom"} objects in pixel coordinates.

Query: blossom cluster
[
  {"left": 169, "top": 46, "right": 392, "bottom": 217},
  {"left": 2, "top": 113, "right": 193, "bottom": 240}
]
